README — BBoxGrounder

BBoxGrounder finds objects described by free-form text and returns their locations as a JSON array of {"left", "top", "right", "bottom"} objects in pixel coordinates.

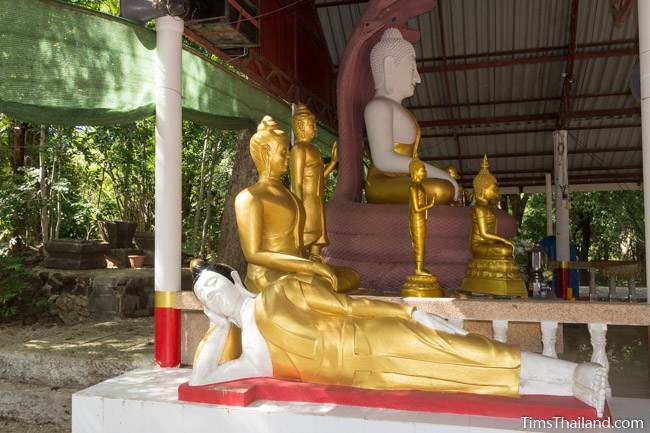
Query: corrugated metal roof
[{"left": 314, "top": 0, "right": 641, "bottom": 188}]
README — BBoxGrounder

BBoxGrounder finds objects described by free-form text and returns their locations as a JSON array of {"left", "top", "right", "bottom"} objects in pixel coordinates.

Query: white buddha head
[{"left": 370, "top": 28, "right": 421, "bottom": 101}]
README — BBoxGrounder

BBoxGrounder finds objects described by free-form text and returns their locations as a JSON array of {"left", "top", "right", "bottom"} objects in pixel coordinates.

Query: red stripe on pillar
[{"left": 155, "top": 307, "right": 181, "bottom": 367}]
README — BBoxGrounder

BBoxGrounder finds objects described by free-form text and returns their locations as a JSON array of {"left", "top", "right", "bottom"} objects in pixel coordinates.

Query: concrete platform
[{"left": 72, "top": 369, "right": 650, "bottom": 433}]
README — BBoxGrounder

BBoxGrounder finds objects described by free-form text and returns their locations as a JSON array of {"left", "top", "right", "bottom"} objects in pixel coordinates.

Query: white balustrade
[
  {"left": 540, "top": 321, "right": 558, "bottom": 358},
  {"left": 492, "top": 320, "right": 508, "bottom": 343}
]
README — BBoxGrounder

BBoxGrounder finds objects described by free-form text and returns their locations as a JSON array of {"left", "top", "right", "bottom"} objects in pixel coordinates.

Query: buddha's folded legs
[{"left": 472, "top": 241, "right": 513, "bottom": 259}]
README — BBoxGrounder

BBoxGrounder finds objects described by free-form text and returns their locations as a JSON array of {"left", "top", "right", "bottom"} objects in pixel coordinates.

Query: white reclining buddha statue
[
  {"left": 189, "top": 264, "right": 609, "bottom": 418},
  {"left": 364, "top": 28, "right": 459, "bottom": 204}
]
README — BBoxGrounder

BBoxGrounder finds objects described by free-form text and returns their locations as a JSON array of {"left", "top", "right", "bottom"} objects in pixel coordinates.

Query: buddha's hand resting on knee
[{"left": 411, "top": 310, "right": 468, "bottom": 336}]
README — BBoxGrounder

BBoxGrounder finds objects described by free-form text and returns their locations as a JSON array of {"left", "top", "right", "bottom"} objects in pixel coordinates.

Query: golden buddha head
[
  {"left": 409, "top": 157, "right": 426, "bottom": 182},
  {"left": 473, "top": 155, "right": 499, "bottom": 205},
  {"left": 370, "top": 28, "right": 421, "bottom": 99},
  {"left": 292, "top": 103, "right": 316, "bottom": 143},
  {"left": 250, "top": 116, "right": 290, "bottom": 178}
]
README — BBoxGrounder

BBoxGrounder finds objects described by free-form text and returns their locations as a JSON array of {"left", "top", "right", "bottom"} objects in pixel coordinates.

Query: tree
[{"left": 215, "top": 129, "right": 256, "bottom": 276}]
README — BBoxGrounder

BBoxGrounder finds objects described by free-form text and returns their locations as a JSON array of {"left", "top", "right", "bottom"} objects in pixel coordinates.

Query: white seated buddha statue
[{"left": 364, "top": 28, "right": 459, "bottom": 204}]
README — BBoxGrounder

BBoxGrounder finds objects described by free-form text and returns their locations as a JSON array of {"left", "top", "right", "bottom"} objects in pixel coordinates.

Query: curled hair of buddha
[
  {"left": 370, "top": 28, "right": 416, "bottom": 89},
  {"left": 409, "top": 157, "right": 425, "bottom": 178},
  {"left": 473, "top": 154, "right": 497, "bottom": 196},
  {"left": 250, "top": 115, "right": 287, "bottom": 171}
]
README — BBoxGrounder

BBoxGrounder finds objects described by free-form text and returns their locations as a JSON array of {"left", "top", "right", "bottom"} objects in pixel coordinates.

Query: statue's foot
[
  {"left": 572, "top": 363, "right": 608, "bottom": 417},
  {"left": 415, "top": 269, "right": 433, "bottom": 276}
]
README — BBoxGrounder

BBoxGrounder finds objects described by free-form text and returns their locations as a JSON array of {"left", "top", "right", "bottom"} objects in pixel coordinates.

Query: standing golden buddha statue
[
  {"left": 402, "top": 158, "right": 443, "bottom": 297},
  {"left": 461, "top": 155, "right": 527, "bottom": 297},
  {"left": 234, "top": 116, "right": 359, "bottom": 294},
  {"left": 290, "top": 103, "right": 338, "bottom": 260}
]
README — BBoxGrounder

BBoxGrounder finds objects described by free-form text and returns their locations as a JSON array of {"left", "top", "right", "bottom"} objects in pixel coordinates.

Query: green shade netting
[{"left": 0, "top": 0, "right": 336, "bottom": 149}]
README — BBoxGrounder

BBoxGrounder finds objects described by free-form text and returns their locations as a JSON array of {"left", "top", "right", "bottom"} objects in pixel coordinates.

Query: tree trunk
[
  {"left": 48, "top": 140, "right": 59, "bottom": 240},
  {"left": 200, "top": 133, "right": 224, "bottom": 258},
  {"left": 499, "top": 195, "right": 509, "bottom": 212},
  {"left": 39, "top": 125, "right": 50, "bottom": 243},
  {"left": 216, "top": 129, "right": 257, "bottom": 277},
  {"left": 54, "top": 155, "right": 62, "bottom": 239},
  {"left": 508, "top": 193, "right": 530, "bottom": 226},
  {"left": 190, "top": 128, "right": 212, "bottom": 255},
  {"left": 123, "top": 140, "right": 132, "bottom": 222},
  {"left": 12, "top": 122, "right": 27, "bottom": 173}
]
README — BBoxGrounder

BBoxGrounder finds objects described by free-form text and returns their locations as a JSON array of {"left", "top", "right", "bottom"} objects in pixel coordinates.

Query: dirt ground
[{"left": 0, "top": 417, "right": 68, "bottom": 433}]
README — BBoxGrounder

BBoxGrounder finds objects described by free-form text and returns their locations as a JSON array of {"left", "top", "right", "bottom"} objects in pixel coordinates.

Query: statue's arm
[
  {"left": 189, "top": 316, "right": 231, "bottom": 386},
  {"left": 364, "top": 100, "right": 408, "bottom": 172},
  {"left": 409, "top": 185, "right": 434, "bottom": 212},
  {"left": 323, "top": 141, "right": 338, "bottom": 178},
  {"left": 290, "top": 145, "right": 305, "bottom": 199},
  {"left": 475, "top": 208, "right": 514, "bottom": 248},
  {"left": 301, "top": 281, "right": 413, "bottom": 319},
  {"left": 234, "top": 191, "right": 337, "bottom": 285},
  {"left": 190, "top": 351, "right": 264, "bottom": 386}
]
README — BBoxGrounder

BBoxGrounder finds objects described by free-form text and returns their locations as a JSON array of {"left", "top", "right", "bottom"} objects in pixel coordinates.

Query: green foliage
[
  {"left": 518, "top": 190, "right": 645, "bottom": 262},
  {"left": 58, "top": 0, "right": 119, "bottom": 15},
  {"left": 0, "top": 114, "right": 243, "bottom": 261},
  {"left": 0, "top": 250, "right": 47, "bottom": 321}
]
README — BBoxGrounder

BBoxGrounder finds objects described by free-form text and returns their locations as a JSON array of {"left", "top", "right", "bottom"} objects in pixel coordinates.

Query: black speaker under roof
[{"left": 120, "top": 0, "right": 188, "bottom": 25}]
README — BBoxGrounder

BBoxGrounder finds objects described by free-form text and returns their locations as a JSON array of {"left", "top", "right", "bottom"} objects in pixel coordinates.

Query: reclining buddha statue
[
  {"left": 189, "top": 263, "right": 609, "bottom": 418},
  {"left": 364, "top": 28, "right": 459, "bottom": 204}
]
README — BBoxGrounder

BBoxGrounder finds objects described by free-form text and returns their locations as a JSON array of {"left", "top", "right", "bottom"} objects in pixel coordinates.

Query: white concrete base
[{"left": 72, "top": 369, "right": 650, "bottom": 433}]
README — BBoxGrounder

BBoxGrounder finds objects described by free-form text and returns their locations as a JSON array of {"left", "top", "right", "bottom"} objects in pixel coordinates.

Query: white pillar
[
  {"left": 155, "top": 15, "right": 184, "bottom": 295},
  {"left": 154, "top": 16, "right": 183, "bottom": 367},
  {"left": 553, "top": 130, "right": 570, "bottom": 263},
  {"left": 639, "top": 1, "right": 650, "bottom": 304},
  {"left": 545, "top": 173, "right": 553, "bottom": 236}
]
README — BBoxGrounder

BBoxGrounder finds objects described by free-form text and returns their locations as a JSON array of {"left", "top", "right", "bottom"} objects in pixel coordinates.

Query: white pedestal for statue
[{"left": 72, "top": 369, "right": 649, "bottom": 433}]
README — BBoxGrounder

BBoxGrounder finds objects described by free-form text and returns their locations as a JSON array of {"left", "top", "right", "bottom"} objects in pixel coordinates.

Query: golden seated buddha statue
[
  {"left": 461, "top": 156, "right": 527, "bottom": 297},
  {"left": 234, "top": 116, "right": 359, "bottom": 294}
]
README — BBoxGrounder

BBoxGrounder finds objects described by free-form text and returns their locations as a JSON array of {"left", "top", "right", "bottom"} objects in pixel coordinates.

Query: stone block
[
  {"left": 44, "top": 240, "right": 109, "bottom": 270},
  {"left": 181, "top": 310, "right": 209, "bottom": 366},
  {"left": 106, "top": 248, "right": 143, "bottom": 269}
]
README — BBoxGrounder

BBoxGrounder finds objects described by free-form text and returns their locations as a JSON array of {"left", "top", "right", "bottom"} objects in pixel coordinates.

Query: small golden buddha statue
[
  {"left": 290, "top": 103, "right": 337, "bottom": 260},
  {"left": 461, "top": 155, "right": 527, "bottom": 297},
  {"left": 402, "top": 158, "right": 443, "bottom": 297},
  {"left": 234, "top": 116, "right": 359, "bottom": 294}
]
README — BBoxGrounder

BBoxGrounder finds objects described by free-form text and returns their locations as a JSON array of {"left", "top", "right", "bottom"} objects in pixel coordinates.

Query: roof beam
[
  {"left": 418, "top": 47, "right": 638, "bottom": 74},
  {"left": 417, "top": 39, "right": 638, "bottom": 64},
  {"left": 422, "top": 144, "right": 642, "bottom": 161},
  {"left": 460, "top": 172, "right": 642, "bottom": 185},
  {"left": 315, "top": 0, "right": 368, "bottom": 7},
  {"left": 419, "top": 107, "right": 640, "bottom": 128},
  {"left": 434, "top": 1, "right": 463, "bottom": 176},
  {"left": 557, "top": 0, "right": 580, "bottom": 128},
  {"left": 421, "top": 122, "right": 641, "bottom": 138},
  {"left": 409, "top": 91, "right": 630, "bottom": 111},
  {"left": 462, "top": 164, "right": 642, "bottom": 176}
]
